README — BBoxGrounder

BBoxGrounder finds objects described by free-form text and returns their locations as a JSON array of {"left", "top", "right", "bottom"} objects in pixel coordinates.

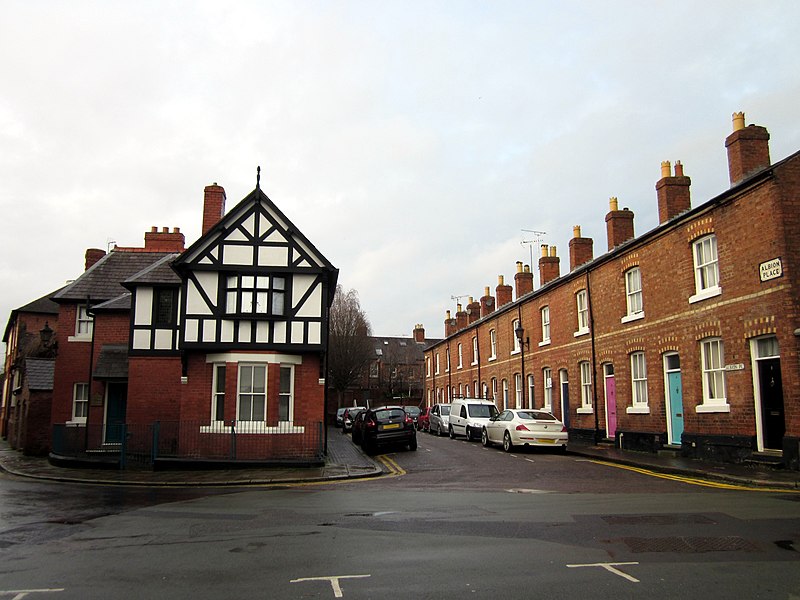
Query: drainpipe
[
  {"left": 475, "top": 329, "right": 481, "bottom": 398},
  {"left": 84, "top": 296, "right": 95, "bottom": 450},
  {"left": 585, "top": 271, "right": 601, "bottom": 444}
]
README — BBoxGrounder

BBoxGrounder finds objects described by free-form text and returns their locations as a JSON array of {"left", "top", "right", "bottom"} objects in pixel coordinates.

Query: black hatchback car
[{"left": 360, "top": 406, "right": 417, "bottom": 455}]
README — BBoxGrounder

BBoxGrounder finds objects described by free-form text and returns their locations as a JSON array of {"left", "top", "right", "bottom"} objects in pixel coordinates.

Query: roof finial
[{"left": 256, "top": 165, "right": 261, "bottom": 190}]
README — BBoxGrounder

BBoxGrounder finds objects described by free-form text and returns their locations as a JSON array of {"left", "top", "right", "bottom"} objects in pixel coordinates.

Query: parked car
[
  {"left": 351, "top": 410, "right": 368, "bottom": 445},
  {"left": 335, "top": 407, "right": 347, "bottom": 428},
  {"left": 341, "top": 407, "right": 365, "bottom": 433},
  {"left": 417, "top": 406, "right": 430, "bottom": 432},
  {"left": 482, "top": 409, "right": 568, "bottom": 452},
  {"left": 429, "top": 403, "right": 451, "bottom": 436},
  {"left": 404, "top": 405, "right": 421, "bottom": 427},
  {"left": 360, "top": 406, "right": 417, "bottom": 454},
  {"left": 448, "top": 398, "right": 499, "bottom": 441}
]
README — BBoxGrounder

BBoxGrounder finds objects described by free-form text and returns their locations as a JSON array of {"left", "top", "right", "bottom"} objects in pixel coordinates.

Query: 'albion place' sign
[{"left": 759, "top": 257, "right": 783, "bottom": 282}]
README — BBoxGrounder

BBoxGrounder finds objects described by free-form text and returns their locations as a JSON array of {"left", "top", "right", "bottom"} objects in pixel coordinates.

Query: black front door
[
  {"left": 105, "top": 382, "right": 128, "bottom": 444},
  {"left": 758, "top": 358, "right": 784, "bottom": 450}
]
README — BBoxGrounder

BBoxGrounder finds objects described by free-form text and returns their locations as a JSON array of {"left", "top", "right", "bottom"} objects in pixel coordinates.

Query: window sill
[
  {"left": 67, "top": 335, "right": 92, "bottom": 343},
  {"left": 626, "top": 405, "right": 650, "bottom": 414},
  {"left": 695, "top": 403, "right": 730, "bottom": 414},
  {"left": 200, "top": 422, "right": 305, "bottom": 434},
  {"left": 488, "top": 356, "right": 497, "bottom": 362},
  {"left": 470, "top": 361, "right": 478, "bottom": 366},
  {"left": 538, "top": 340, "right": 551, "bottom": 347},
  {"left": 574, "top": 328, "right": 590, "bottom": 338},
  {"left": 689, "top": 286, "right": 722, "bottom": 305},
  {"left": 576, "top": 407, "right": 593, "bottom": 414},
  {"left": 621, "top": 312, "right": 644, "bottom": 324},
  {"left": 66, "top": 420, "right": 86, "bottom": 427}
]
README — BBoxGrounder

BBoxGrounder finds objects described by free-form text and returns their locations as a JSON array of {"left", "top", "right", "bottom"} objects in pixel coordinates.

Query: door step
[
  {"left": 658, "top": 444, "right": 682, "bottom": 458},
  {"left": 745, "top": 451, "right": 784, "bottom": 468}
]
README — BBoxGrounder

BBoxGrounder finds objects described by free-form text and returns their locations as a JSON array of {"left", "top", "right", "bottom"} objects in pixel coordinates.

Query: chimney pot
[
  {"left": 516, "top": 261, "right": 523, "bottom": 273},
  {"left": 573, "top": 225, "right": 581, "bottom": 238},
  {"left": 732, "top": 111, "right": 746, "bottom": 131},
  {"left": 541, "top": 244, "right": 548, "bottom": 257},
  {"left": 151, "top": 226, "right": 158, "bottom": 233},
  {"left": 549, "top": 245, "right": 557, "bottom": 257},
  {"left": 609, "top": 196, "right": 618, "bottom": 211},
  {"left": 661, "top": 161, "right": 672, "bottom": 178},
  {"left": 674, "top": 161, "right": 684, "bottom": 177}
]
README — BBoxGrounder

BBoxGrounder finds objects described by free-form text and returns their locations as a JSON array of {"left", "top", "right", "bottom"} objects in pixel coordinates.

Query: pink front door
[{"left": 605, "top": 373, "right": 617, "bottom": 439}]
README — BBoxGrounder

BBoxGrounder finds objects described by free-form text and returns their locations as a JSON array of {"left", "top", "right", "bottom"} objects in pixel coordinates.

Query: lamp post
[{"left": 514, "top": 320, "right": 530, "bottom": 409}]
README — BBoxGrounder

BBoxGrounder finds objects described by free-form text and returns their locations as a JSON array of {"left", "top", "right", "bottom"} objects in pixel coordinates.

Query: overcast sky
[{"left": 2, "top": 1, "right": 799, "bottom": 345}]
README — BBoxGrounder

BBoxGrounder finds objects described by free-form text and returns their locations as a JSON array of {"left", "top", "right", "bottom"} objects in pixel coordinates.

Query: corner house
[{"left": 422, "top": 113, "right": 800, "bottom": 470}]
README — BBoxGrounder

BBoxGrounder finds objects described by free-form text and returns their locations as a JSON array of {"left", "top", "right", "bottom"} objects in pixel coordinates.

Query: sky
[{"left": 2, "top": 1, "right": 799, "bottom": 345}]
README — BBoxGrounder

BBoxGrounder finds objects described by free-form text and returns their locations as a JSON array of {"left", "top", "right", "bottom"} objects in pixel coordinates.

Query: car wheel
[
  {"left": 449, "top": 426, "right": 455, "bottom": 439},
  {"left": 503, "top": 431, "right": 513, "bottom": 453},
  {"left": 408, "top": 437, "right": 418, "bottom": 451},
  {"left": 481, "top": 428, "right": 490, "bottom": 447}
]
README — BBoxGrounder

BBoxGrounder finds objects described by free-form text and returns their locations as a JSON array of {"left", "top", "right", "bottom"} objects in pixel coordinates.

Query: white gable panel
[
  {"left": 273, "top": 321, "right": 287, "bottom": 344},
  {"left": 256, "top": 321, "right": 269, "bottom": 343},
  {"left": 199, "top": 256, "right": 213, "bottom": 265},
  {"left": 203, "top": 321, "right": 217, "bottom": 342},
  {"left": 185, "top": 319, "right": 199, "bottom": 342},
  {"left": 223, "top": 244, "right": 253, "bottom": 266},
  {"left": 238, "top": 321, "right": 251, "bottom": 343},
  {"left": 291, "top": 322, "right": 304, "bottom": 344},
  {"left": 221, "top": 320, "right": 234, "bottom": 343},
  {"left": 293, "top": 235, "right": 325, "bottom": 268},
  {"left": 187, "top": 273, "right": 216, "bottom": 315},
  {"left": 265, "top": 205, "right": 289, "bottom": 231},
  {"left": 242, "top": 213, "right": 257, "bottom": 237},
  {"left": 225, "top": 228, "right": 249, "bottom": 242},
  {"left": 297, "top": 259, "right": 311, "bottom": 268},
  {"left": 264, "top": 230, "right": 286, "bottom": 243},
  {"left": 258, "top": 246, "right": 289, "bottom": 267},
  {"left": 308, "top": 322, "right": 321, "bottom": 345},
  {"left": 135, "top": 288, "right": 153, "bottom": 326},
  {"left": 154, "top": 329, "right": 173, "bottom": 350},
  {"left": 133, "top": 330, "right": 150, "bottom": 350},
  {"left": 295, "top": 281, "right": 322, "bottom": 318}
]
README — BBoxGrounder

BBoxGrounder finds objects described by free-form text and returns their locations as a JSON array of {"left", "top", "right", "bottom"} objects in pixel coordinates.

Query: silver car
[
  {"left": 482, "top": 409, "right": 568, "bottom": 452},
  {"left": 428, "top": 403, "right": 451, "bottom": 436}
]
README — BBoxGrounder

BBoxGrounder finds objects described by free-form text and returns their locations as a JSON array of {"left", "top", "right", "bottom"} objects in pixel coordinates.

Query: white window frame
[
  {"left": 578, "top": 361, "right": 593, "bottom": 413},
  {"left": 575, "top": 290, "right": 589, "bottom": 337},
  {"left": 211, "top": 364, "right": 226, "bottom": 422},
  {"left": 435, "top": 353, "right": 440, "bottom": 375},
  {"left": 225, "top": 274, "right": 286, "bottom": 316},
  {"left": 71, "top": 382, "right": 89, "bottom": 423},
  {"left": 543, "top": 367, "right": 552, "bottom": 410},
  {"left": 457, "top": 343, "right": 463, "bottom": 369},
  {"left": 278, "top": 364, "right": 294, "bottom": 422},
  {"left": 69, "top": 305, "right": 94, "bottom": 341},
  {"left": 445, "top": 348, "right": 450, "bottom": 373},
  {"left": 690, "top": 234, "right": 722, "bottom": 303},
  {"left": 489, "top": 329, "right": 497, "bottom": 360},
  {"left": 511, "top": 319, "right": 521, "bottom": 354},
  {"left": 502, "top": 379, "right": 509, "bottom": 409},
  {"left": 471, "top": 336, "right": 478, "bottom": 365},
  {"left": 697, "top": 337, "right": 729, "bottom": 412},
  {"left": 527, "top": 374, "right": 535, "bottom": 410},
  {"left": 627, "top": 352, "right": 650, "bottom": 414},
  {"left": 426, "top": 357, "right": 431, "bottom": 377},
  {"left": 622, "top": 267, "right": 644, "bottom": 323},
  {"left": 540, "top": 306, "right": 551, "bottom": 346},
  {"left": 514, "top": 373, "right": 523, "bottom": 409},
  {"left": 237, "top": 364, "right": 267, "bottom": 422},
  {"left": 491, "top": 377, "right": 498, "bottom": 400}
]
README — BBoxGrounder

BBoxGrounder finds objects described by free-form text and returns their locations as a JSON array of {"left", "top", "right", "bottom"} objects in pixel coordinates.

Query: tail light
[
  {"left": 404, "top": 415, "right": 413, "bottom": 426},
  {"left": 515, "top": 424, "right": 530, "bottom": 431},
  {"left": 561, "top": 425, "right": 567, "bottom": 432},
  {"left": 366, "top": 419, "right": 377, "bottom": 429}
]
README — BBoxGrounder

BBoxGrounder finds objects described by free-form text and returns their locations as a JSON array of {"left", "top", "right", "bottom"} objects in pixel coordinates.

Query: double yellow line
[
  {"left": 590, "top": 459, "right": 800, "bottom": 493},
  {"left": 376, "top": 454, "right": 406, "bottom": 477}
]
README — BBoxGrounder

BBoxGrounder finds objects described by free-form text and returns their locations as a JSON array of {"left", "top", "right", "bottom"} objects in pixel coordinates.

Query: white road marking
[
  {"left": 566, "top": 562, "right": 640, "bottom": 583},
  {"left": 525, "top": 458, "right": 535, "bottom": 463},
  {"left": 0, "top": 591, "right": 65, "bottom": 600},
  {"left": 291, "top": 575, "right": 370, "bottom": 598}
]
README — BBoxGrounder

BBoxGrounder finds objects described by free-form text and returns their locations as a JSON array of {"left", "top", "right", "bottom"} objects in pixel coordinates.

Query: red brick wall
[{"left": 127, "top": 356, "right": 182, "bottom": 424}]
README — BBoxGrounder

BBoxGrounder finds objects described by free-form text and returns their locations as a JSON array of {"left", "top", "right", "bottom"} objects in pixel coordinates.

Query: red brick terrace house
[
  {"left": 18, "top": 178, "right": 337, "bottom": 466},
  {"left": 422, "top": 113, "right": 800, "bottom": 470}
]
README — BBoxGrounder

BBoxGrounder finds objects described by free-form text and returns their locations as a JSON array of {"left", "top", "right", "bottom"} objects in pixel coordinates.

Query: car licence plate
[
  {"left": 536, "top": 438, "right": 555, "bottom": 443},
  {"left": 383, "top": 423, "right": 400, "bottom": 430}
]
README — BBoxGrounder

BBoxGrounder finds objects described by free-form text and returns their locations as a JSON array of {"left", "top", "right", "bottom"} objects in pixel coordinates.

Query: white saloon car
[{"left": 481, "top": 409, "right": 568, "bottom": 452}]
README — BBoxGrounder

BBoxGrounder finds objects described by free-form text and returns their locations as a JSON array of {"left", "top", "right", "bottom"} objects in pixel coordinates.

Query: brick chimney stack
[
  {"left": 444, "top": 310, "right": 457, "bottom": 337},
  {"left": 85, "top": 248, "right": 106, "bottom": 270},
  {"left": 144, "top": 226, "right": 186, "bottom": 252},
  {"left": 202, "top": 183, "right": 227, "bottom": 235},
  {"left": 496, "top": 275, "right": 513, "bottom": 307},
  {"left": 569, "top": 225, "right": 593, "bottom": 270},
  {"left": 656, "top": 160, "right": 692, "bottom": 224},
  {"left": 514, "top": 261, "right": 534, "bottom": 299},
  {"left": 480, "top": 286, "right": 496, "bottom": 318},
  {"left": 466, "top": 296, "right": 481, "bottom": 324},
  {"left": 455, "top": 303, "right": 468, "bottom": 330},
  {"left": 605, "top": 197, "right": 635, "bottom": 250},
  {"left": 725, "top": 112, "right": 771, "bottom": 186},
  {"left": 413, "top": 324, "right": 425, "bottom": 344},
  {"left": 539, "top": 245, "right": 560, "bottom": 286}
]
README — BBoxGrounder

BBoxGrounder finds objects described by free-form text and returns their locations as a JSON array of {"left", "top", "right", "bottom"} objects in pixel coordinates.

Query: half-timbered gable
[{"left": 173, "top": 187, "right": 338, "bottom": 352}]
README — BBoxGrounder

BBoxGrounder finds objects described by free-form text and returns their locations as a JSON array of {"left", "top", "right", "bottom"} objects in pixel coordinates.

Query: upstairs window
[
  {"left": 512, "top": 319, "right": 521, "bottom": 353},
  {"left": 540, "top": 307, "right": 550, "bottom": 345},
  {"left": 457, "top": 343, "right": 463, "bottom": 368},
  {"left": 699, "top": 338, "right": 728, "bottom": 412},
  {"left": 76, "top": 305, "right": 93, "bottom": 336},
  {"left": 624, "top": 267, "right": 643, "bottom": 320},
  {"left": 576, "top": 290, "right": 589, "bottom": 335},
  {"left": 154, "top": 288, "right": 177, "bottom": 326},
  {"left": 225, "top": 275, "right": 286, "bottom": 316},
  {"left": 471, "top": 336, "right": 479, "bottom": 365},
  {"left": 691, "top": 235, "right": 721, "bottom": 302},
  {"left": 489, "top": 329, "right": 497, "bottom": 360}
]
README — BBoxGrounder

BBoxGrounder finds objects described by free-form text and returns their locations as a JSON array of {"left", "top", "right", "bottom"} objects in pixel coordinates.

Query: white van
[{"left": 448, "top": 397, "right": 499, "bottom": 441}]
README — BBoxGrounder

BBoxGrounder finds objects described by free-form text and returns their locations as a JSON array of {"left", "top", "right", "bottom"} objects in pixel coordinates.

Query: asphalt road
[{"left": 2, "top": 431, "right": 799, "bottom": 599}]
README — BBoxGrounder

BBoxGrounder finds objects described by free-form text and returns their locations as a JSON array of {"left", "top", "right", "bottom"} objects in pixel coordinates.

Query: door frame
[
  {"left": 602, "top": 363, "right": 616, "bottom": 439},
  {"left": 662, "top": 352, "right": 683, "bottom": 446},
  {"left": 103, "top": 382, "right": 127, "bottom": 445},
  {"left": 750, "top": 335, "right": 782, "bottom": 453}
]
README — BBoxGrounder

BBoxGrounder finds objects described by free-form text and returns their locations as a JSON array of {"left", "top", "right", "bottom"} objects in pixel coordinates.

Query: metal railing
[{"left": 52, "top": 420, "right": 324, "bottom": 469}]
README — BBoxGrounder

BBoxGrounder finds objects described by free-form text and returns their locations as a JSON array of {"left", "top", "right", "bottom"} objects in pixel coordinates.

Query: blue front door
[
  {"left": 105, "top": 383, "right": 127, "bottom": 444},
  {"left": 667, "top": 371, "right": 684, "bottom": 445}
]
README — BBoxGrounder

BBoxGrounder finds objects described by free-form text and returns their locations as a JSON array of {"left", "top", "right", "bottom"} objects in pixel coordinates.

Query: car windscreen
[
  {"left": 375, "top": 409, "right": 405, "bottom": 421},
  {"left": 404, "top": 407, "right": 421, "bottom": 416},
  {"left": 440, "top": 406, "right": 451, "bottom": 416},
  {"left": 517, "top": 410, "right": 557, "bottom": 421},
  {"left": 467, "top": 404, "right": 498, "bottom": 418}
]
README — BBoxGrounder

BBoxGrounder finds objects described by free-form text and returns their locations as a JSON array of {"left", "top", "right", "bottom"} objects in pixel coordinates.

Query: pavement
[{"left": 1, "top": 428, "right": 799, "bottom": 490}]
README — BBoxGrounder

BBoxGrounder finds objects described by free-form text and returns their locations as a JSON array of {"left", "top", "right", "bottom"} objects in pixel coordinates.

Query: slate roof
[
  {"left": 3, "top": 287, "right": 63, "bottom": 343},
  {"left": 124, "top": 253, "right": 181, "bottom": 286},
  {"left": 25, "top": 358, "right": 55, "bottom": 391},
  {"left": 53, "top": 251, "right": 176, "bottom": 303},
  {"left": 92, "top": 293, "right": 132, "bottom": 312},
  {"left": 93, "top": 345, "right": 129, "bottom": 380},
  {"left": 370, "top": 336, "right": 426, "bottom": 363}
]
